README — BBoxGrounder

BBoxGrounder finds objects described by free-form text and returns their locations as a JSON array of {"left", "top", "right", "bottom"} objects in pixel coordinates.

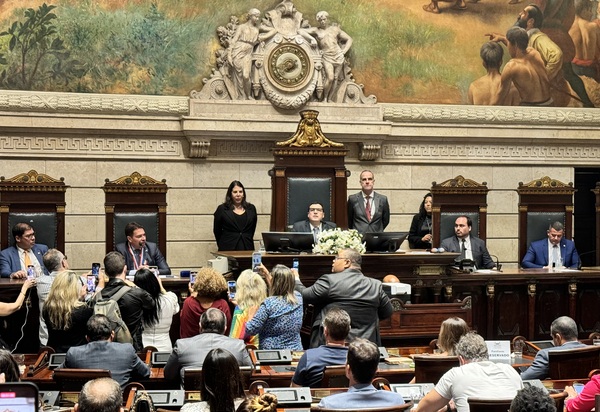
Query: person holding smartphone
[
  {"left": 229, "top": 269, "right": 267, "bottom": 347},
  {"left": 564, "top": 375, "right": 600, "bottom": 412}
]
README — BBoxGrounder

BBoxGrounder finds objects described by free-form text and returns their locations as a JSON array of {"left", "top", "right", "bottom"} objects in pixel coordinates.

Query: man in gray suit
[
  {"left": 62, "top": 314, "right": 150, "bottom": 388},
  {"left": 295, "top": 248, "right": 393, "bottom": 348},
  {"left": 520, "top": 316, "right": 587, "bottom": 380},
  {"left": 292, "top": 202, "right": 336, "bottom": 242},
  {"left": 440, "top": 215, "right": 495, "bottom": 269},
  {"left": 164, "top": 308, "right": 252, "bottom": 383},
  {"left": 347, "top": 170, "right": 390, "bottom": 234}
]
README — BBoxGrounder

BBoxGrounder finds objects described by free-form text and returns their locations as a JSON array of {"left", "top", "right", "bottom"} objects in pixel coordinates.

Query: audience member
[
  {"left": 317, "top": 338, "right": 405, "bottom": 409},
  {"left": 75, "top": 377, "right": 123, "bottom": 412},
  {"left": 43, "top": 271, "right": 94, "bottom": 352},
  {"left": 246, "top": 264, "right": 303, "bottom": 350},
  {"left": 229, "top": 269, "right": 267, "bottom": 347},
  {"left": 0, "top": 278, "right": 35, "bottom": 319},
  {"left": 180, "top": 267, "right": 231, "bottom": 338},
  {"left": 408, "top": 193, "right": 433, "bottom": 249},
  {"left": 522, "top": 221, "right": 580, "bottom": 269},
  {"left": 510, "top": 385, "right": 556, "bottom": 412},
  {"left": 564, "top": 373, "right": 599, "bottom": 412},
  {"left": 415, "top": 332, "right": 522, "bottom": 412},
  {"left": 440, "top": 215, "right": 495, "bottom": 269},
  {"left": 101, "top": 251, "right": 155, "bottom": 351},
  {"left": 292, "top": 202, "right": 336, "bottom": 243},
  {"left": 62, "top": 314, "right": 150, "bottom": 388},
  {"left": 0, "top": 349, "right": 21, "bottom": 382},
  {"left": 295, "top": 248, "right": 393, "bottom": 348},
  {"left": 213, "top": 180, "right": 257, "bottom": 251},
  {"left": 0, "top": 222, "right": 48, "bottom": 279},
  {"left": 236, "top": 393, "right": 278, "bottom": 412},
  {"left": 292, "top": 307, "right": 350, "bottom": 387},
  {"left": 436, "top": 317, "right": 470, "bottom": 356},
  {"left": 520, "top": 316, "right": 586, "bottom": 380},
  {"left": 116, "top": 222, "right": 171, "bottom": 276},
  {"left": 347, "top": 170, "right": 390, "bottom": 234},
  {"left": 133, "top": 268, "right": 180, "bottom": 351},
  {"left": 180, "top": 348, "right": 247, "bottom": 412},
  {"left": 38, "top": 249, "right": 69, "bottom": 345},
  {"left": 164, "top": 308, "right": 252, "bottom": 383}
]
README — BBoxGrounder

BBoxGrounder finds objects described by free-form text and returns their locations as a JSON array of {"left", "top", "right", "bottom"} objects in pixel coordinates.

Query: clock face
[{"left": 267, "top": 43, "right": 312, "bottom": 91}]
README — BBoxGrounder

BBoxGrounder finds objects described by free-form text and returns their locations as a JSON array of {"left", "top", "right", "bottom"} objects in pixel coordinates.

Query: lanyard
[{"left": 128, "top": 244, "right": 144, "bottom": 269}]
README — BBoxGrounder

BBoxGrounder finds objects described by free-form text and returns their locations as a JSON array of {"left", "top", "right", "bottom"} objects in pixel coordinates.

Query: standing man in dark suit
[
  {"left": 294, "top": 248, "right": 393, "bottom": 348},
  {"left": 521, "top": 221, "right": 580, "bottom": 269},
  {"left": 347, "top": 170, "right": 390, "bottom": 234},
  {"left": 62, "top": 314, "right": 150, "bottom": 388},
  {"left": 115, "top": 222, "right": 171, "bottom": 276},
  {"left": 440, "top": 215, "right": 495, "bottom": 269},
  {"left": 0, "top": 222, "right": 49, "bottom": 278},
  {"left": 292, "top": 202, "right": 337, "bottom": 242}
]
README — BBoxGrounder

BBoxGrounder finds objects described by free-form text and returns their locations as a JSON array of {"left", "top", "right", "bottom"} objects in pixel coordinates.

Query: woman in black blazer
[
  {"left": 213, "top": 180, "right": 258, "bottom": 251},
  {"left": 408, "top": 192, "right": 433, "bottom": 249}
]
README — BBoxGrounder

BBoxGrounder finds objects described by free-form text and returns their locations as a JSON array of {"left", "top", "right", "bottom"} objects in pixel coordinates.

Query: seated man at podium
[
  {"left": 440, "top": 216, "right": 494, "bottom": 270},
  {"left": 521, "top": 221, "right": 580, "bottom": 269},
  {"left": 115, "top": 222, "right": 171, "bottom": 276},
  {"left": 292, "top": 202, "right": 336, "bottom": 241}
]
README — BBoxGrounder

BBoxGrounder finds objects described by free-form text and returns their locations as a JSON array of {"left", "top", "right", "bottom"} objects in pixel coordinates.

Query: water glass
[
  {"left": 513, "top": 340, "right": 524, "bottom": 358},
  {"left": 593, "top": 339, "right": 600, "bottom": 346}
]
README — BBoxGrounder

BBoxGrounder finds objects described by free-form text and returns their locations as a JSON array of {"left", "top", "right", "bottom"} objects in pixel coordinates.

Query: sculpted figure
[
  {"left": 277, "top": 110, "right": 343, "bottom": 148},
  {"left": 228, "top": 9, "right": 260, "bottom": 100},
  {"left": 307, "top": 11, "right": 353, "bottom": 102}
]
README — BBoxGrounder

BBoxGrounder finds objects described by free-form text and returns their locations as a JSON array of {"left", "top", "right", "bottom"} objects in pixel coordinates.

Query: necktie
[
  {"left": 460, "top": 239, "right": 467, "bottom": 260},
  {"left": 552, "top": 245, "right": 559, "bottom": 266},
  {"left": 313, "top": 227, "right": 319, "bottom": 243},
  {"left": 24, "top": 250, "right": 32, "bottom": 269},
  {"left": 365, "top": 196, "right": 372, "bottom": 221}
]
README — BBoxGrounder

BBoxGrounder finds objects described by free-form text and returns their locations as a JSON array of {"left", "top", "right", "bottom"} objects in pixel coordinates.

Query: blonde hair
[
  {"left": 269, "top": 265, "right": 297, "bottom": 305},
  {"left": 438, "top": 317, "right": 470, "bottom": 355},
  {"left": 192, "top": 267, "right": 227, "bottom": 299},
  {"left": 44, "top": 271, "right": 86, "bottom": 330},
  {"left": 236, "top": 269, "right": 267, "bottom": 310},
  {"left": 237, "top": 393, "right": 278, "bottom": 412}
]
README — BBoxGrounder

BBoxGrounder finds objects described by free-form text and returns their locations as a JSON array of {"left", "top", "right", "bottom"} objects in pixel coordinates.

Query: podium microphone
[{"left": 490, "top": 255, "right": 503, "bottom": 271}]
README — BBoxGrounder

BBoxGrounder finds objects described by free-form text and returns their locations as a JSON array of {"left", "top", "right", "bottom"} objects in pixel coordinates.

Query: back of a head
[
  {"left": 455, "top": 332, "right": 488, "bottom": 362},
  {"left": 347, "top": 338, "right": 380, "bottom": 384},
  {"left": 341, "top": 248, "right": 362, "bottom": 268},
  {"left": 78, "top": 377, "right": 122, "bottom": 412},
  {"left": 200, "top": 307, "right": 226, "bottom": 334},
  {"left": 510, "top": 386, "right": 556, "bottom": 412},
  {"left": 236, "top": 269, "right": 267, "bottom": 310},
  {"left": 87, "top": 314, "right": 114, "bottom": 342},
  {"left": 438, "top": 317, "right": 470, "bottom": 355},
  {"left": 323, "top": 306, "right": 351, "bottom": 341},
  {"left": 550, "top": 316, "right": 578, "bottom": 341},
  {"left": 235, "top": 393, "right": 278, "bottom": 412},
  {"left": 506, "top": 27, "right": 529, "bottom": 52},
  {"left": 43, "top": 249, "right": 65, "bottom": 273},
  {"left": 192, "top": 267, "right": 227, "bottom": 299},
  {"left": 480, "top": 42, "right": 503, "bottom": 70},
  {"left": 202, "top": 348, "right": 244, "bottom": 412},
  {"left": 104, "top": 251, "right": 126, "bottom": 278},
  {"left": 0, "top": 349, "right": 21, "bottom": 382},
  {"left": 269, "top": 265, "right": 297, "bottom": 304}
]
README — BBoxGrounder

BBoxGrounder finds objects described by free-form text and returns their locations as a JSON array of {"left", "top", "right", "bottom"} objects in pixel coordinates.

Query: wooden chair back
[
  {"left": 467, "top": 397, "right": 513, "bottom": 412},
  {"left": 321, "top": 365, "right": 349, "bottom": 388},
  {"left": 413, "top": 355, "right": 459, "bottom": 384},
  {"left": 53, "top": 368, "right": 112, "bottom": 391},
  {"left": 548, "top": 345, "right": 600, "bottom": 379},
  {"left": 183, "top": 365, "right": 253, "bottom": 390}
]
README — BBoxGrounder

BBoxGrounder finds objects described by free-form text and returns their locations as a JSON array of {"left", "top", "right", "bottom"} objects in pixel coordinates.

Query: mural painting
[{"left": 0, "top": 0, "right": 598, "bottom": 106}]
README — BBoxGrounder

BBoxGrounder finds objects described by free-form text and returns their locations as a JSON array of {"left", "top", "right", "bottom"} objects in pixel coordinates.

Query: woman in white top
[{"left": 134, "top": 268, "right": 180, "bottom": 351}]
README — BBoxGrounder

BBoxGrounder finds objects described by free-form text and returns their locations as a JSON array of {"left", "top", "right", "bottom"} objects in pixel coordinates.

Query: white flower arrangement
[{"left": 312, "top": 228, "right": 366, "bottom": 255}]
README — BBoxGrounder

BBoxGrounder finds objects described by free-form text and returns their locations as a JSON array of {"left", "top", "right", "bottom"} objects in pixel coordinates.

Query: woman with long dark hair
[
  {"left": 180, "top": 348, "right": 246, "bottom": 412},
  {"left": 213, "top": 180, "right": 257, "bottom": 251},
  {"left": 134, "top": 268, "right": 180, "bottom": 351},
  {"left": 408, "top": 192, "right": 433, "bottom": 249},
  {"left": 0, "top": 349, "right": 21, "bottom": 382}
]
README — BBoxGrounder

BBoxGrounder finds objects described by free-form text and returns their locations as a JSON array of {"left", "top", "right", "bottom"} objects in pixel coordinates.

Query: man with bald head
[{"left": 75, "top": 377, "right": 123, "bottom": 412}]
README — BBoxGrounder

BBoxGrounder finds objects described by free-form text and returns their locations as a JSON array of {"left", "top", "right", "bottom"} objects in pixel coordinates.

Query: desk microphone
[
  {"left": 490, "top": 255, "right": 503, "bottom": 271},
  {"left": 576, "top": 250, "right": 595, "bottom": 270}
]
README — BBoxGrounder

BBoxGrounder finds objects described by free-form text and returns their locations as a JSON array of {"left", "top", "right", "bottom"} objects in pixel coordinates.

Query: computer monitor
[
  {"left": 261, "top": 232, "right": 314, "bottom": 253},
  {"left": 363, "top": 232, "right": 409, "bottom": 253}
]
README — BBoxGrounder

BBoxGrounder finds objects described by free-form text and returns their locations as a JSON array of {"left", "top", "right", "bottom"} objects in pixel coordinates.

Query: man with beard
[{"left": 115, "top": 222, "right": 171, "bottom": 276}]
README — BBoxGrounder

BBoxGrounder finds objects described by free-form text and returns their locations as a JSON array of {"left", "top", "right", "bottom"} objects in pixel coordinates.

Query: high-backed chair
[
  {"left": 467, "top": 397, "right": 513, "bottom": 412},
  {"left": 103, "top": 172, "right": 168, "bottom": 256},
  {"left": 0, "top": 170, "right": 68, "bottom": 250},
  {"left": 548, "top": 345, "right": 600, "bottom": 379},
  {"left": 413, "top": 355, "right": 459, "bottom": 384},
  {"left": 516, "top": 176, "right": 576, "bottom": 264},
  {"left": 321, "top": 365, "right": 350, "bottom": 388},
  {"left": 430, "top": 176, "right": 489, "bottom": 247},
  {"left": 53, "top": 368, "right": 112, "bottom": 391}
]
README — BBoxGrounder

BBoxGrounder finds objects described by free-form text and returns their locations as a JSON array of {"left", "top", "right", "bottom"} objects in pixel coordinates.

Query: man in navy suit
[
  {"left": 440, "top": 216, "right": 495, "bottom": 269},
  {"left": 115, "top": 222, "right": 171, "bottom": 276},
  {"left": 347, "top": 170, "right": 390, "bottom": 234},
  {"left": 0, "top": 222, "right": 48, "bottom": 278},
  {"left": 292, "top": 202, "right": 336, "bottom": 241},
  {"left": 520, "top": 316, "right": 587, "bottom": 380},
  {"left": 522, "top": 221, "right": 580, "bottom": 269}
]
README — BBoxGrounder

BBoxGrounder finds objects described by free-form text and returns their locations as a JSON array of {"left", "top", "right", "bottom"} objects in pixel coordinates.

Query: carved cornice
[
  {"left": 103, "top": 172, "right": 168, "bottom": 193},
  {"left": 0, "top": 170, "right": 68, "bottom": 192},
  {"left": 431, "top": 175, "right": 488, "bottom": 195},
  {"left": 358, "top": 142, "right": 382, "bottom": 161},
  {"left": 271, "top": 147, "right": 348, "bottom": 157},
  {"left": 517, "top": 176, "right": 575, "bottom": 195}
]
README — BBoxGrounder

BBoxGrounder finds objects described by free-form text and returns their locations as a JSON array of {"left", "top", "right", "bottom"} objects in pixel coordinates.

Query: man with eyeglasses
[
  {"left": 347, "top": 170, "right": 390, "bottom": 234},
  {"left": 294, "top": 248, "right": 393, "bottom": 348},
  {"left": 0, "top": 222, "right": 49, "bottom": 278},
  {"left": 292, "top": 202, "right": 337, "bottom": 242}
]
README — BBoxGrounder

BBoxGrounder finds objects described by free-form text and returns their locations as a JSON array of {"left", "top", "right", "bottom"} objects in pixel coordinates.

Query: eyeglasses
[
  {"left": 334, "top": 256, "right": 348, "bottom": 261},
  {"left": 22, "top": 233, "right": 35, "bottom": 239},
  {"left": 309, "top": 208, "right": 323, "bottom": 212}
]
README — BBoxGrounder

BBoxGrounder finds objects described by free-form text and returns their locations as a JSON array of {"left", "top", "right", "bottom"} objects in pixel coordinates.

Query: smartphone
[
  {"left": 252, "top": 252, "right": 262, "bottom": 272},
  {"left": 86, "top": 275, "right": 96, "bottom": 293},
  {"left": 228, "top": 280, "right": 237, "bottom": 299},
  {"left": 148, "top": 266, "right": 159, "bottom": 276},
  {"left": 26, "top": 265, "right": 36, "bottom": 280},
  {"left": 0, "top": 382, "right": 39, "bottom": 411},
  {"left": 190, "top": 271, "right": 197, "bottom": 285},
  {"left": 573, "top": 383, "right": 584, "bottom": 395},
  {"left": 91, "top": 262, "right": 101, "bottom": 276},
  {"left": 292, "top": 258, "right": 299, "bottom": 270}
]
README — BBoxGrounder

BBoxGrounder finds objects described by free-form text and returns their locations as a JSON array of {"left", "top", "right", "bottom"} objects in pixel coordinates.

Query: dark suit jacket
[
  {"left": 347, "top": 192, "right": 390, "bottom": 234},
  {"left": 521, "top": 238, "right": 580, "bottom": 269},
  {"left": 0, "top": 244, "right": 49, "bottom": 278},
  {"left": 163, "top": 332, "right": 252, "bottom": 382},
  {"left": 520, "top": 341, "right": 587, "bottom": 380},
  {"left": 62, "top": 340, "right": 150, "bottom": 387},
  {"left": 115, "top": 241, "right": 171, "bottom": 276},
  {"left": 440, "top": 235, "right": 494, "bottom": 269},
  {"left": 291, "top": 220, "right": 337, "bottom": 233},
  {"left": 295, "top": 268, "right": 393, "bottom": 348},
  {"left": 213, "top": 203, "right": 257, "bottom": 251},
  {"left": 408, "top": 214, "right": 432, "bottom": 249}
]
